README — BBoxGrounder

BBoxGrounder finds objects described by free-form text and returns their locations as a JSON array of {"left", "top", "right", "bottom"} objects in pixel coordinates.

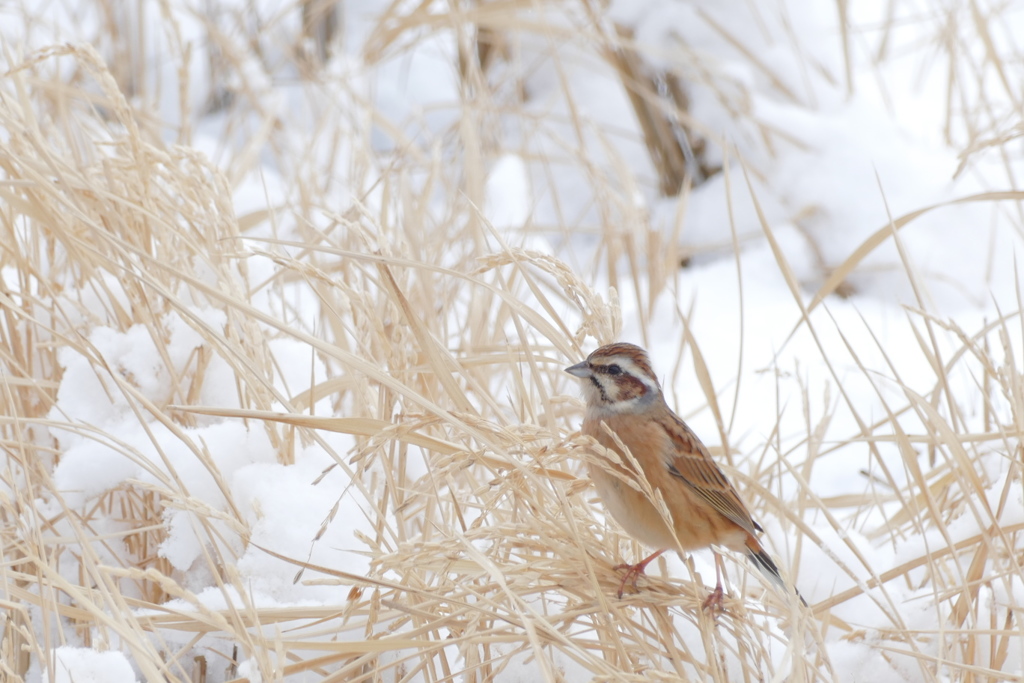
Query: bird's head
[{"left": 565, "top": 342, "right": 662, "bottom": 415}]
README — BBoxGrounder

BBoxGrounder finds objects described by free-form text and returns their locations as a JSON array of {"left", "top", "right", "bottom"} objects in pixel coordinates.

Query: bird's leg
[
  {"left": 614, "top": 548, "right": 667, "bottom": 598},
  {"left": 701, "top": 552, "right": 726, "bottom": 612}
]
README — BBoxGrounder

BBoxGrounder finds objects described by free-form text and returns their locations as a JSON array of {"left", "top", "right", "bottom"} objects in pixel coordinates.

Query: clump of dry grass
[{"left": 1, "top": 2, "right": 1023, "bottom": 682}]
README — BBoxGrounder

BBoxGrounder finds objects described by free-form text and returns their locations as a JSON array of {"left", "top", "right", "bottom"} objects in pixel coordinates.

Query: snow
[
  {"left": 485, "top": 154, "right": 532, "bottom": 231},
  {"left": 47, "top": 647, "right": 138, "bottom": 683},
  {"left": 5, "top": 0, "right": 1023, "bottom": 681}
]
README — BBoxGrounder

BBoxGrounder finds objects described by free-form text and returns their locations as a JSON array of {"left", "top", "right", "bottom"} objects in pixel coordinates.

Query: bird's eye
[{"left": 607, "top": 364, "right": 622, "bottom": 376}]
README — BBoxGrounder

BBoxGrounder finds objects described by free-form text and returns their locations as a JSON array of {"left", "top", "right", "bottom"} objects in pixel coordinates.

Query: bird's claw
[
  {"left": 701, "top": 584, "right": 725, "bottom": 614},
  {"left": 613, "top": 562, "right": 645, "bottom": 598}
]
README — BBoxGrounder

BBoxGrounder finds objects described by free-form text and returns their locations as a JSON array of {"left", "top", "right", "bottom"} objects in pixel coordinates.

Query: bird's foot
[
  {"left": 613, "top": 562, "right": 646, "bottom": 598},
  {"left": 612, "top": 549, "right": 666, "bottom": 598},
  {"left": 701, "top": 584, "right": 725, "bottom": 614}
]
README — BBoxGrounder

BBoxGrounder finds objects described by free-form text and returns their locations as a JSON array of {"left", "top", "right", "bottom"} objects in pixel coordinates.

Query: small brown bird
[{"left": 566, "top": 342, "right": 802, "bottom": 608}]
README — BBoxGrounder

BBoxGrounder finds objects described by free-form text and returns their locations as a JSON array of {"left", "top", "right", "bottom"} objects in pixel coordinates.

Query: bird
[{"left": 565, "top": 342, "right": 803, "bottom": 609}]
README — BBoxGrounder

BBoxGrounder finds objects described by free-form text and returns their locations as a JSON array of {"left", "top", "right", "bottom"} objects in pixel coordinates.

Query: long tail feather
[{"left": 745, "top": 540, "right": 807, "bottom": 607}]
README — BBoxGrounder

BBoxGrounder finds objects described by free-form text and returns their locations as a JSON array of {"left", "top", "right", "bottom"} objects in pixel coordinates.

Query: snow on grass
[
  {"left": 48, "top": 647, "right": 137, "bottom": 683},
  {"left": 1, "top": 0, "right": 1023, "bottom": 681}
]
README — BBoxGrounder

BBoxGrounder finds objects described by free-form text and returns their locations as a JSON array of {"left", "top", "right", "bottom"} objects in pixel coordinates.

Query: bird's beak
[{"left": 564, "top": 361, "right": 590, "bottom": 378}]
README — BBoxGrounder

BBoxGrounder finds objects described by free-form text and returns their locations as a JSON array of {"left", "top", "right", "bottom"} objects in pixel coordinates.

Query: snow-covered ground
[{"left": 3, "top": 0, "right": 1024, "bottom": 681}]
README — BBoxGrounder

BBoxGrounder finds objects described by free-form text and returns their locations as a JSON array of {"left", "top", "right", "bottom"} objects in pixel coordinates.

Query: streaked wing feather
[{"left": 661, "top": 415, "right": 761, "bottom": 537}]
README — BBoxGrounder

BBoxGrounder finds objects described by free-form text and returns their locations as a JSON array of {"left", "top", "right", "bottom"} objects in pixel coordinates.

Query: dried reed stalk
[{"left": 1, "top": 3, "right": 1022, "bottom": 682}]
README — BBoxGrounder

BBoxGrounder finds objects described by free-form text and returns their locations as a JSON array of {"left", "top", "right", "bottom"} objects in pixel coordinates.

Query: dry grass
[{"left": 1, "top": 2, "right": 1023, "bottom": 682}]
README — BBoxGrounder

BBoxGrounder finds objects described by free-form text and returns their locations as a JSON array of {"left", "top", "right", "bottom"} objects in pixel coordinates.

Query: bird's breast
[{"left": 581, "top": 414, "right": 747, "bottom": 552}]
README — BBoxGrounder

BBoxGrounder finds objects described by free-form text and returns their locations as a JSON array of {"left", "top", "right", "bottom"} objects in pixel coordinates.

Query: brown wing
[{"left": 659, "top": 412, "right": 762, "bottom": 537}]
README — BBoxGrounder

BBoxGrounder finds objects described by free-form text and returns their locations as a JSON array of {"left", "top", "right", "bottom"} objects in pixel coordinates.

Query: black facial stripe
[{"left": 589, "top": 375, "right": 611, "bottom": 402}]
